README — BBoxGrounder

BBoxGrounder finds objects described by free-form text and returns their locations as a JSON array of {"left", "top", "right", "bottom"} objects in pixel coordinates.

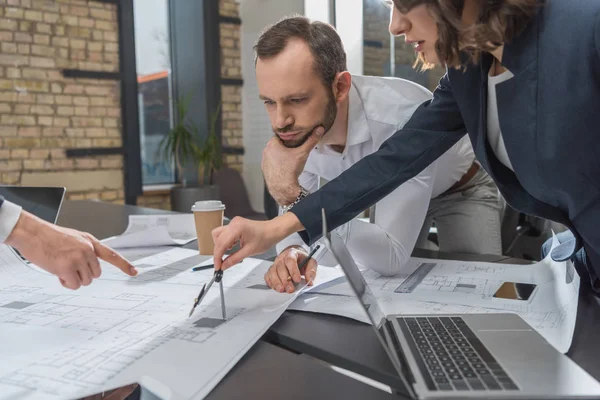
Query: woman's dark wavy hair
[{"left": 391, "top": 0, "right": 540, "bottom": 70}]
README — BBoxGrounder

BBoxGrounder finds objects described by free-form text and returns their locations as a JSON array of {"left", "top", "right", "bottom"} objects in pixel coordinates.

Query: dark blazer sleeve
[
  {"left": 596, "top": 12, "right": 600, "bottom": 65},
  {"left": 292, "top": 73, "right": 468, "bottom": 245}
]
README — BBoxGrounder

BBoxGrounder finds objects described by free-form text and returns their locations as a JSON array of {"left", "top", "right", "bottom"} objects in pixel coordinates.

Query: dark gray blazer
[{"left": 292, "top": 0, "right": 600, "bottom": 288}]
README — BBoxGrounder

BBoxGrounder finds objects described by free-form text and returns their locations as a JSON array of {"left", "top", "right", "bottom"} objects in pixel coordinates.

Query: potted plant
[
  {"left": 158, "top": 96, "right": 222, "bottom": 212},
  {"left": 197, "top": 103, "right": 223, "bottom": 190}
]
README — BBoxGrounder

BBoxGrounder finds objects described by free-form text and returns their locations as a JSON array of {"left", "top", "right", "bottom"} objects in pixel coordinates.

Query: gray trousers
[{"left": 414, "top": 166, "right": 503, "bottom": 255}]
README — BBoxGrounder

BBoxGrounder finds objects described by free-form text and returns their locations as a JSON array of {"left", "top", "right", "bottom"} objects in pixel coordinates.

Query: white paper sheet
[
  {"left": 102, "top": 214, "right": 197, "bottom": 248},
  {"left": 118, "top": 246, "right": 178, "bottom": 262},
  {"left": 0, "top": 246, "right": 321, "bottom": 399},
  {"left": 290, "top": 235, "right": 580, "bottom": 353}
]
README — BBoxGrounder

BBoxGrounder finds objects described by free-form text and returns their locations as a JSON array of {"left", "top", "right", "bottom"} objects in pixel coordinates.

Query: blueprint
[
  {"left": 103, "top": 214, "right": 197, "bottom": 248},
  {"left": 291, "top": 235, "right": 580, "bottom": 353},
  {"left": 118, "top": 246, "right": 176, "bottom": 262},
  {"left": 0, "top": 246, "right": 323, "bottom": 399}
]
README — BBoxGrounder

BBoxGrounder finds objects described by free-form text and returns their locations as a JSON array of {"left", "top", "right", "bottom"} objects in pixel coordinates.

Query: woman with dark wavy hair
[
  {"left": 212, "top": 0, "right": 600, "bottom": 295},
  {"left": 390, "top": 0, "right": 540, "bottom": 70}
]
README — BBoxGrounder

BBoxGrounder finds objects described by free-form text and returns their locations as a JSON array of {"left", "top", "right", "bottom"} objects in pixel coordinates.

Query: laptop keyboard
[{"left": 398, "top": 316, "right": 518, "bottom": 392}]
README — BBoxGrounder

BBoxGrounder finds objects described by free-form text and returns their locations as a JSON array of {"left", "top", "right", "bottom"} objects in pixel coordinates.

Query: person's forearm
[
  {"left": 268, "top": 181, "right": 302, "bottom": 206},
  {"left": 344, "top": 218, "right": 411, "bottom": 276},
  {"left": 276, "top": 232, "right": 309, "bottom": 255},
  {"left": 5, "top": 210, "right": 36, "bottom": 249},
  {"left": 272, "top": 211, "right": 305, "bottom": 241},
  {"left": 292, "top": 130, "right": 460, "bottom": 245}
]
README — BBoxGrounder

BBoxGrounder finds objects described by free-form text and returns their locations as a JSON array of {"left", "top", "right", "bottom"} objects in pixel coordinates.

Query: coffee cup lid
[{"left": 191, "top": 200, "right": 225, "bottom": 212}]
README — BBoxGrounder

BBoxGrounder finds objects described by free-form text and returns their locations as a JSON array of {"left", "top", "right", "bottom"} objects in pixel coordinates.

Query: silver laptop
[{"left": 321, "top": 209, "right": 600, "bottom": 399}]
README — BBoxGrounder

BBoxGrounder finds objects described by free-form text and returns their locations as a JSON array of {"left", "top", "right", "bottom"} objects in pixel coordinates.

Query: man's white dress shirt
[
  {"left": 487, "top": 68, "right": 515, "bottom": 171},
  {"left": 277, "top": 75, "right": 474, "bottom": 275},
  {"left": 0, "top": 200, "right": 22, "bottom": 242}
]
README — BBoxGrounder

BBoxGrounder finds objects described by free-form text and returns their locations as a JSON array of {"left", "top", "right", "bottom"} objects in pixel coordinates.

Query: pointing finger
[{"left": 94, "top": 242, "right": 137, "bottom": 276}]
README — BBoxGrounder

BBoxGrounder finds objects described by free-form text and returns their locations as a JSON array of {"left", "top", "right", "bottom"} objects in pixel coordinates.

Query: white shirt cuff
[{"left": 0, "top": 200, "right": 23, "bottom": 243}]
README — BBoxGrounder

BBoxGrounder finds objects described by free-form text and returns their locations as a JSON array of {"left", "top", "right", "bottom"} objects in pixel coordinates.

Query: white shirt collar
[{"left": 316, "top": 82, "right": 371, "bottom": 155}]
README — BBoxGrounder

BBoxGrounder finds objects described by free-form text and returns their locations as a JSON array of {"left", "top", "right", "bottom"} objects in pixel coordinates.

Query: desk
[
  {"left": 266, "top": 248, "right": 600, "bottom": 393},
  {"left": 61, "top": 200, "right": 600, "bottom": 397},
  {"left": 57, "top": 200, "right": 176, "bottom": 240},
  {"left": 207, "top": 341, "right": 395, "bottom": 399},
  {"left": 263, "top": 249, "right": 528, "bottom": 391},
  {"left": 59, "top": 201, "right": 394, "bottom": 399},
  {"left": 59, "top": 201, "right": 600, "bottom": 397}
]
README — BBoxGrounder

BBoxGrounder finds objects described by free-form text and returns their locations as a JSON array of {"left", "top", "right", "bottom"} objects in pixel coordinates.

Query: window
[
  {"left": 362, "top": 0, "right": 444, "bottom": 91},
  {"left": 133, "top": 0, "right": 175, "bottom": 187}
]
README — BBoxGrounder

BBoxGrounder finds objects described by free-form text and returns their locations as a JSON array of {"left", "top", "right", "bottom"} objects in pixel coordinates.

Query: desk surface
[
  {"left": 207, "top": 341, "right": 395, "bottom": 400},
  {"left": 264, "top": 249, "right": 533, "bottom": 390},
  {"left": 57, "top": 200, "right": 176, "bottom": 240},
  {"left": 58, "top": 201, "right": 397, "bottom": 399},
  {"left": 60, "top": 200, "right": 600, "bottom": 398},
  {"left": 266, "top": 249, "right": 600, "bottom": 389}
]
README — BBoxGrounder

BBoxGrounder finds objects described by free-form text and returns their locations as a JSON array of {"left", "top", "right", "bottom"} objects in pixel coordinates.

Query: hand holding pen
[{"left": 263, "top": 245, "right": 320, "bottom": 294}]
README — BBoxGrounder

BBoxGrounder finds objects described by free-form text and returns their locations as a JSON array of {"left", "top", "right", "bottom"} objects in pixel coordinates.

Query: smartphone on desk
[{"left": 492, "top": 282, "right": 538, "bottom": 303}]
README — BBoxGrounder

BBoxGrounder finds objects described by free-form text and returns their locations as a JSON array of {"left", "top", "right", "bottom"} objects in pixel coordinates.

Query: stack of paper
[
  {"left": 103, "top": 214, "right": 197, "bottom": 248},
  {"left": 0, "top": 246, "right": 341, "bottom": 399}
]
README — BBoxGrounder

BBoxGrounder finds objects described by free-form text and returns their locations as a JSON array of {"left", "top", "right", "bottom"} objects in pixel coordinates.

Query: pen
[
  {"left": 298, "top": 244, "right": 320, "bottom": 271},
  {"left": 192, "top": 264, "right": 214, "bottom": 272}
]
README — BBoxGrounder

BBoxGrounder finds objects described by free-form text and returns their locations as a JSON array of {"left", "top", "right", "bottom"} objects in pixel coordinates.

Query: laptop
[
  {"left": 321, "top": 209, "right": 600, "bottom": 399},
  {"left": 0, "top": 186, "right": 66, "bottom": 224}
]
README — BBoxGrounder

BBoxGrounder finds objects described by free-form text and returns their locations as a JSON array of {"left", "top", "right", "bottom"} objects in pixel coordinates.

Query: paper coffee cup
[{"left": 192, "top": 200, "right": 225, "bottom": 255}]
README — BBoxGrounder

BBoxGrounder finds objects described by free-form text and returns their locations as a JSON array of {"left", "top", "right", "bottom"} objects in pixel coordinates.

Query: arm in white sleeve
[
  {"left": 0, "top": 200, "right": 23, "bottom": 243},
  {"left": 275, "top": 169, "right": 320, "bottom": 255},
  {"left": 339, "top": 161, "right": 437, "bottom": 276}
]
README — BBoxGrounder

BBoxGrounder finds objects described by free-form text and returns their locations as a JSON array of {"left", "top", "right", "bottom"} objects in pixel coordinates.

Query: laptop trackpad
[{"left": 463, "top": 313, "right": 531, "bottom": 332}]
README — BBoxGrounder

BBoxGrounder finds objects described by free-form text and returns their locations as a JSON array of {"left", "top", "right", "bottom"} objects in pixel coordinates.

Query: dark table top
[
  {"left": 207, "top": 341, "right": 396, "bottom": 400},
  {"left": 60, "top": 200, "right": 600, "bottom": 398},
  {"left": 266, "top": 248, "right": 600, "bottom": 394},
  {"left": 57, "top": 200, "right": 177, "bottom": 240},
  {"left": 59, "top": 200, "right": 398, "bottom": 399}
]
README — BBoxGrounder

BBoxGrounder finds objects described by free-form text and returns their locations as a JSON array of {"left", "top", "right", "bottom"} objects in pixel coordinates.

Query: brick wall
[
  {"left": 219, "top": 0, "right": 243, "bottom": 173},
  {"left": 0, "top": 0, "right": 125, "bottom": 203},
  {"left": 137, "top": 190, "right": 170, "bottom": 210}
]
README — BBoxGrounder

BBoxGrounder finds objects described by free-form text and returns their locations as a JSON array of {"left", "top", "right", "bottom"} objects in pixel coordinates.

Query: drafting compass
[{"left": 188, "top": 269, "right": 226, "bottom": 319}]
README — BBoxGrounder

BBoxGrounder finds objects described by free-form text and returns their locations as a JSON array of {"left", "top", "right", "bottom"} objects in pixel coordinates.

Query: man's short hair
[{"left": 254, "top": 15, "right": 347, "bottom": 88}]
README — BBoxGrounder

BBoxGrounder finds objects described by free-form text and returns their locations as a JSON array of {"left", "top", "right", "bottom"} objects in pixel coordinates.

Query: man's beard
[{"left": 274, "top": 92, "right": 337, "bottom": 149}]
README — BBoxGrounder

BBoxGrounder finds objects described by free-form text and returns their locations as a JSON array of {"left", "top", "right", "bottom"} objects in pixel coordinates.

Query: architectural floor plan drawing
[
  {"left": 0, "top": 246, "right": 316, "bottom": 399},
  {"left": 291, "top": 236, "right": 580, "bottom": 353}
]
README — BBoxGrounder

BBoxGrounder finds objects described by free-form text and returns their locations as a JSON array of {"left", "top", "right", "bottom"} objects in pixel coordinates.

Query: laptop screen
[
  {"left": 0, "top": 186, "right": 65, "bottom": 224},
  {"left": 321, "top": 209, "right": 416, "bottom": 397}
]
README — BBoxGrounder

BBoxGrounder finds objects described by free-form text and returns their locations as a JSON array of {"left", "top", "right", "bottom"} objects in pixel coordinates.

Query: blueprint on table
[
  {"left": 103, "top": 214, "right": 197, "bottom": 248},
  {"left": 290, "top": 235, "right": 580, "bottom": 353},
  {"left": 0, "top": 246, "right": 335, "bottom": 399}
]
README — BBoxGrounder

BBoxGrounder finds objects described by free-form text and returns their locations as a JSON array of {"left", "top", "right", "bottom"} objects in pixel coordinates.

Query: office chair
[{"left": 213, "top": 167, "right": 267, "bottom": 221}]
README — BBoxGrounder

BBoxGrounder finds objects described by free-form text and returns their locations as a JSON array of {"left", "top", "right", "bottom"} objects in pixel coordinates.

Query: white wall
[
  {"left": 335, "top": 0, "right": 364, "bottom": 75},
  {"left": 240, "top": 0, "right": 305, "bottom": 212},
  {"left": 304, "top": 0, "right": 333, "bottom": 23}
]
